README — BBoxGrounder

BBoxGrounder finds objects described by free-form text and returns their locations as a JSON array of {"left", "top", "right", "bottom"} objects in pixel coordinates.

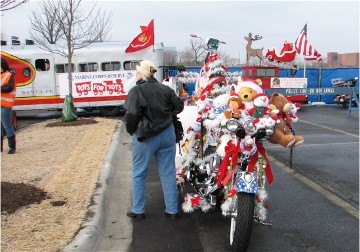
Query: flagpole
[{"left": 303, "top": 23, "right": 307, "bottom": 78}]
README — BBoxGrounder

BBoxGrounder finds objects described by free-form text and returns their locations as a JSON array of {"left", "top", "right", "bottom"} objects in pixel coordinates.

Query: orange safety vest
[{"left": 1, "top": 71, "right": 16, "bottom": 108}]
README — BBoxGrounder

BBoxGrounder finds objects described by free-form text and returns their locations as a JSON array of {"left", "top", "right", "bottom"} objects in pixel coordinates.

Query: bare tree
[
  {"left": 178, "top": 43, "right": 239, "bottom": 68},
  {"left": 163, "top": 50, "right": 178, "bottom": 66},
  {"left": 178, "top": 39, "right": 207, "bottom": 66},
  {"left": 30, "top": 0, "right": 112, "bottom": 96},
  {"left": 29, "top": 1, "right": 64, "bottom": 44},
  {"left": 216, "top": 50, "right": 240, "bottom": 67},
  {"left": 178, "top": 47, "right": 196, "bottom": 66},
  {"left": 190, "top": 39, "right": 207, "bottom": 66},
  {"left": 0, "top": 0, "right": 28, "bottom": 11}
]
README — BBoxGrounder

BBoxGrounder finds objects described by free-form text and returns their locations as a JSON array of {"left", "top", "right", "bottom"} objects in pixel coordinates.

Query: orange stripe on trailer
[{"left": 15, "top": 96, "right": 63, "bottom": 105}]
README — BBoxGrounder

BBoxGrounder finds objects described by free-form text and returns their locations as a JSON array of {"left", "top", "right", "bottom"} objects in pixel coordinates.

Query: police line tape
[{"left": 263, "top": 87, "right": 359, "bottom": 96}]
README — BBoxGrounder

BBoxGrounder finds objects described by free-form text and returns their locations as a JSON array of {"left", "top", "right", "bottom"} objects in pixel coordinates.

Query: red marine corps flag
[
  {"left": 125, "top": 19, "right": 155, "bottom": 53},
  {"left": 295, "top": 24, "right": 322, "bottom": 61}
]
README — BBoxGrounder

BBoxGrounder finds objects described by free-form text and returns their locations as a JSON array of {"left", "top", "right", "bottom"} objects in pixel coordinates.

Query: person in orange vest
[{"left": 1, "top": 57, "right": 17, "bottom": 154}]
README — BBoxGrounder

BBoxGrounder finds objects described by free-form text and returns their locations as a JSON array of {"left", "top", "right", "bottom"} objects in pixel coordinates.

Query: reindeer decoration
[{"left": 244, "top": 33, "right": 265, "bottom": 65}]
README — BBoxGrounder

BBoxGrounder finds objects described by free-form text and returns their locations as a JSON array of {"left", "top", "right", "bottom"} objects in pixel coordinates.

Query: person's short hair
[
  {"left": 1, "top": 57, "right": 10, "bottom": 72},
  {"left": 136, "top": 60, "right": 157, "bottom": 79}
]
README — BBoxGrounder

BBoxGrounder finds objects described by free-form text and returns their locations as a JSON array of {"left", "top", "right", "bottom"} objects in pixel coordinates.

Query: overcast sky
[{"left": 1, "top": 0, "right": 359, "bottom": 62}]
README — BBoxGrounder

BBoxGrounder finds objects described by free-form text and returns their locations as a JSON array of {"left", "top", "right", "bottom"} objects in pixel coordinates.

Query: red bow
[
  {"left": 191, "top": 195, "right": 201, "bottom": 207},
  {"left": 216, "top": 140, "right": 241, "bottom": 187},
  {"left": 200, "top": 77, "right": 227, "bottom": 96},
  {"left": 277, "top": 111, "right": 292, "bottom": 128},
  {"left": 228, "top": 188, "right": 237, "bottom": 198},
  {"left": 208, "top": 54, "right": 219, "bottom": 62},
  {"left": 248, "top": 142, "right": 274, "bottom": 184},
  {"left": 256, "top": 195, "right": 269, "bottom": 208},
  {"left": 193, "top": 95, "right": 206, "bottom": 102}
]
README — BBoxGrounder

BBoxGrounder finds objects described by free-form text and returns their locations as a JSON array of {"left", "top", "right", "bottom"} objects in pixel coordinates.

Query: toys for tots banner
[{"left": 57, "top": 71, "right": 136, "bottom": 97}]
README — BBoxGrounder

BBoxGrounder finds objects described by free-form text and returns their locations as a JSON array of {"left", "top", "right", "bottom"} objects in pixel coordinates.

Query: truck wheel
[{"left": 99, "top": 106, "right": 121, "bottom": 117}]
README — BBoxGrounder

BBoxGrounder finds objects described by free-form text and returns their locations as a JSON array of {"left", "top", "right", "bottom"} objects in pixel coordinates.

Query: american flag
[{"left": 295, "top": 24, "right": 322, "bottom": 61}]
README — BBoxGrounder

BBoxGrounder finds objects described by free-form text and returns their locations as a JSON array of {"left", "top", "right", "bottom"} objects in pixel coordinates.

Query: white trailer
[{"left": 1, "top": 42, "right": 164, "bottom": 116}]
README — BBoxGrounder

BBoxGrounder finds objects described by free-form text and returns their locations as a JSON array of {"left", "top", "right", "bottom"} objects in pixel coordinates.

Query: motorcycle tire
[
  {"left": 342, "top": 102, "right": 349, "bottom": 109},
  {"left": 230, "top": 193, "right": 255, "bottom": 252}
]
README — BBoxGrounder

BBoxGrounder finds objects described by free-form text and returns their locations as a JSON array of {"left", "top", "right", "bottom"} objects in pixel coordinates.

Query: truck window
[
  {"left": 123, "top": 61, "right": 141, "bottom": 70},
  {"left": 55, "top": 64, "right": 75, "bottom": 73},
  {"left": 102, "top": 61, "right": 121, "bottom": 71},
  {"left": 79, "top": 62, "right": 98, "bottom": 72},
  {"left": 257, "top": 68, "right": 275, "bottom": 77},
  {"left": 35, "top": 59, "right": 50, "bottom": 71}
]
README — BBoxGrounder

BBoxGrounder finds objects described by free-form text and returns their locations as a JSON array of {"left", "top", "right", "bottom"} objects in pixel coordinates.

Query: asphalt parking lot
[{"left": 64, "top": 104, "right": 359, "bottom": 252}]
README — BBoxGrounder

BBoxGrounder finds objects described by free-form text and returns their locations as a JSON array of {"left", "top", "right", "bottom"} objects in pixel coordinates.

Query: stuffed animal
[
  {"left": 240, "top": 135, "right": 257, "bottom": 156},
  {"left": 235, "top": 80, "right": 264, "bottom": 121},
  {"left": 237, "top": 86, "right": 257, "bottom": 111},
  {"left": 252, "top": 117, "right": 267, "bottom": 131},
  {"left": 267, "top": 92, "right": 304, "bottom": 148},
  {"left": 248, "top": 93, "right": 279, "bottom": 118},
  {"left": 194, "top": 95, "right": 212, "bottom": 116},
  {"left": 224, "top": 92, "right": 242, "bottom": 119},
  {"left": 212, "top": 93, "right": 230, "bottom": 115},
  {"left": 289, "top": 102, "right": 302, "bottom": 123},
  {"left": 216, "top": 134, "right": 232, "bottom": 158}
]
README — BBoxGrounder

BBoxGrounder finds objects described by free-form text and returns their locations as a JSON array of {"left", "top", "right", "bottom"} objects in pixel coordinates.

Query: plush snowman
[{"left": 248, "top": 93, "right": 272, "bottom": 118}]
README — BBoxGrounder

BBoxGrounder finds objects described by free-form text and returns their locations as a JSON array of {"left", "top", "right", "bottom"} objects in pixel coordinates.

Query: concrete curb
[{"left": 63, "top": 120, "right": 132, "bottom": 252}]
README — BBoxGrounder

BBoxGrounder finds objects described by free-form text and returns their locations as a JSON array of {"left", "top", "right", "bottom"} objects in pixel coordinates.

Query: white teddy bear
[{"left": 289, "top": 102, "right": 301, "bottom": 123}]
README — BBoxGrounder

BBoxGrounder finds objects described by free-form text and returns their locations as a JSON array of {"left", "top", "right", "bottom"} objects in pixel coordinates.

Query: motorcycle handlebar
[{"left": 235, "top": 126, "right": 267, "bottom": 141}]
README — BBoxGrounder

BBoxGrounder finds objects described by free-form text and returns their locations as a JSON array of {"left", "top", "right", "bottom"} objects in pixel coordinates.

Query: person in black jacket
[{"left": 124, "top": 60, "right": 184, "bottom": 220}]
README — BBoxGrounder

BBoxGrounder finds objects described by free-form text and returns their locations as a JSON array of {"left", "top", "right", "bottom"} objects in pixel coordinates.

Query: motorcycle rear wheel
[{"left": 230, "top": 193, "right": 255, "bottom": 252}]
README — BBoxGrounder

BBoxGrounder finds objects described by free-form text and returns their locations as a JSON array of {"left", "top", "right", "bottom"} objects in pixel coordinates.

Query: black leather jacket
[{"left": 124, "top": 77, "right": 184, "bottom": 140}]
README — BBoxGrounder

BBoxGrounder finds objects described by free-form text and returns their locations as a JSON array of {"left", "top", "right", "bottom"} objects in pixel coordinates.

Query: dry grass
[{"left": 1, "top": 117, "right": 118, "bottom": 252}]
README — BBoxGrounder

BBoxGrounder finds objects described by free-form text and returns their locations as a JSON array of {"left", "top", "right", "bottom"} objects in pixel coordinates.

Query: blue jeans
[
  {"left": 1, "top": 107, "right": 15, "bottom": 138},
  {"left": 131, "top": 124, "right": 178, "bottom": 214}
]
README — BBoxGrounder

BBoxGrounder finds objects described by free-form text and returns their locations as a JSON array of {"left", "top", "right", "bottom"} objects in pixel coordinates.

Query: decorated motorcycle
[
  {"left": 176, "top": 34, "right": 283, "bottom": 251},
  {"left": 332, "top": 77, "right": 358, "bottom": 108}
]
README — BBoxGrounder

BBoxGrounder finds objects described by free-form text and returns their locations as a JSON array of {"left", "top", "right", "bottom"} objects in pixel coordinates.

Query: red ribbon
[
  {"left": 256, "top": 195, "right": 261, "bottom": 203},
  {"left": 248, "top": 142, "right": 274, "bottom": 184},
  {"left": 277, "top": 111, "right": 292, "bottom": 128},
  {"left": 228, "top": 188, "right": 237, "bottom": 198},
  {"left": 200, "top": 77, "right": 227, "bottom": 96},
  {"left": 216, "top": 140, "right": 241, "bottom": 187},
  {"left": 256, "top": 195, "right": 269, "bottom": 208},
  {"left": 191, "top": 195, "right": 201, "bottom": 207},
  {"left": 208, "top": 54, "right": 219, "bottom": 62}
]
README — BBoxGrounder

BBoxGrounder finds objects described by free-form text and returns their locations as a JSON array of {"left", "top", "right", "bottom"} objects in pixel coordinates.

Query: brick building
[{"left": 327, "top": 52, "right": 359, "bottom": 67}]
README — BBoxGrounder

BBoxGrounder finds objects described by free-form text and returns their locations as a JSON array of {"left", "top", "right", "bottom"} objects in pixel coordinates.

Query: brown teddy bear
[
  {"left": 237, "top": 86, "right": 259, "bottom": 110},
  {"left": 267, "top": 92, "right": 304, "bottom": 148},
  {"left": 235, "top": 80, "right": 264, "bottom": 121}
]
